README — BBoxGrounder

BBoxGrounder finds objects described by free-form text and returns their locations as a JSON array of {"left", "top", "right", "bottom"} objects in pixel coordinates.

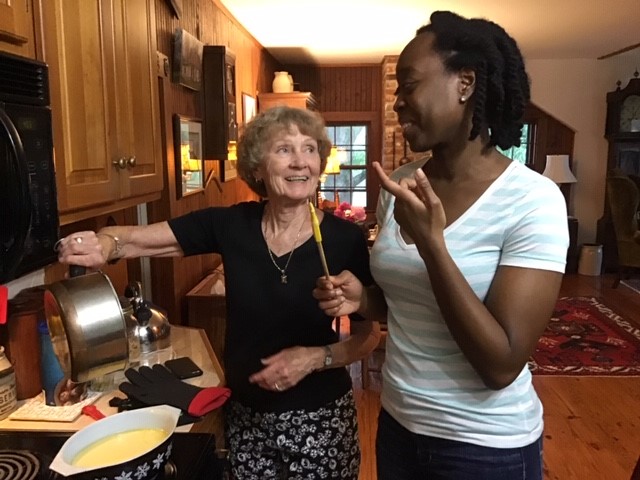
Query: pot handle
[{"left": 69, "top": 265, "right": 87, "bottom": 278}]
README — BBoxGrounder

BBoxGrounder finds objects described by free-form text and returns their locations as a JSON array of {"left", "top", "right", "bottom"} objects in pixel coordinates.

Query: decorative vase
[{"left": 272, "top": 71, "right": 293, "bottom": 93}]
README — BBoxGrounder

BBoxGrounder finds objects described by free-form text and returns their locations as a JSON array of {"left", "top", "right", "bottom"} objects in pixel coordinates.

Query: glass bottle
[{"left": 38, "top": 320, "right": 65, "bottom": 406}]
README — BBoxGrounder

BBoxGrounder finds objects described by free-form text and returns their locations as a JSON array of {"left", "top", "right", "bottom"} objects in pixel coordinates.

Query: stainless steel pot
[{"left": 43, "top": 270, "right": 129, "bottom": 383}]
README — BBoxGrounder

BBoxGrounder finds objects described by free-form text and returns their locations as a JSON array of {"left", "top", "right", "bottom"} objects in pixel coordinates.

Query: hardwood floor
[{"left": 349, "top": 273, "right": 640, "bottom": 480}]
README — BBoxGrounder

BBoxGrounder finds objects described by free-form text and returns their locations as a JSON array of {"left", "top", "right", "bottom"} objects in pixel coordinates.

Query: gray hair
[{"left": 237, "top": 106, "right": 332, "bottom": 197}]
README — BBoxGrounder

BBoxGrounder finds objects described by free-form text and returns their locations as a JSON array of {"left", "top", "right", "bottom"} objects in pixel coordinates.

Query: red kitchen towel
[{"left": 0, "top": 286, "right": 8, "bottom": 324}]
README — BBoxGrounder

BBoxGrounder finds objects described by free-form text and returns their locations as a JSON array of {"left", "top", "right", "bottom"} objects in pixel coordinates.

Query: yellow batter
[{"left": 72, "top": 428, "right": 168, "bottom": 467}]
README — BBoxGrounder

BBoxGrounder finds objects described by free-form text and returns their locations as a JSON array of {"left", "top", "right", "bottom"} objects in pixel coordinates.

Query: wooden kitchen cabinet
[
  {"left": 258, "top": 92, "right": 317, "bottom": 112},
  {"left": 40, "top": 0, "right": 163, "bottom": 224},
  {"left": 0, "top": 0, "right": 35, "bottom": 58}
]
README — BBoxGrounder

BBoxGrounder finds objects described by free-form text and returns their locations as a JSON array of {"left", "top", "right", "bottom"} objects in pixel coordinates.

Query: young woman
[{"left": 315, "top": 11, "right": 569, "bottom": 480}]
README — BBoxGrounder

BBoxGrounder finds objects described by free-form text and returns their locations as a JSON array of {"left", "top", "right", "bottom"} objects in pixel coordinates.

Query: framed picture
[
  {"left": 172, "top": 29, "right": 203, "bottom": 91},
  {"left": 173, "top": 114, "right": 205, "bottom": 198},
  {"left": 242, "top": 93, "right": 256, "bottom": 124},
  {"left": 221, "top": 156, "right": 238, "bottom": 183}
]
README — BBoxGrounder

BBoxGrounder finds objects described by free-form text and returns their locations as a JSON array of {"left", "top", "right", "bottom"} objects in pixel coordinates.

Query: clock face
[{"left": 620, "top": 94, "right": 640, "bottom": 132}]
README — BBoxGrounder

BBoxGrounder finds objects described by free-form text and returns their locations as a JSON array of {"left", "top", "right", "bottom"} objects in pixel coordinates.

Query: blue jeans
[{"left": 376, "top": 409, "right": 543, "bottom": 480}]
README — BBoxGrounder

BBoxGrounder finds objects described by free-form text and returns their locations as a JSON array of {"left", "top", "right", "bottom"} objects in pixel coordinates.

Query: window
[
  {"left": 321, "top": 124, "right": 368, "bottom": 206},
  {"left": 498, "top": 123, "right": 535, "bottom": 165}
]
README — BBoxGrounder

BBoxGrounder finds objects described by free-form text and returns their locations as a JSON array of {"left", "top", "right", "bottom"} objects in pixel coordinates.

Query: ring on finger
[{"left": 273, "top": 382, "right": 281, "bottom": 391}]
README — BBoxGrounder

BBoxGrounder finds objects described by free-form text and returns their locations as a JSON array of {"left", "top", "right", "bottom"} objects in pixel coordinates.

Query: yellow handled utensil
[{"left": 308, "top": 201, "right": 331, "bottom": 280}]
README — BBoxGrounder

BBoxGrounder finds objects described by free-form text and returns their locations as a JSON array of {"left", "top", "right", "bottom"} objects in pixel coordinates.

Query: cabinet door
[
  {"left": 42, "top": 0, "right": 119, "bottom": 212},
  {"left": 112, "top": 0, "right": 162, "bottom": 198},
  {"left": 0, "top": 0, "right": 35, "bottom": 57}
]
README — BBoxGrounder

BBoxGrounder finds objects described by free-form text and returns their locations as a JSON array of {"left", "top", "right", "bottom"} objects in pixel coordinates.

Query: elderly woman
[{"left": 57, "top": 106, "right": 381, "bottom": 479}]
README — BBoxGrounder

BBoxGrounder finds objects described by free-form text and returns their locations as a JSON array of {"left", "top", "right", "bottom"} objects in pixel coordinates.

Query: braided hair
[{"left": 417, "top": 11, "right": 530, "bottom": 150}]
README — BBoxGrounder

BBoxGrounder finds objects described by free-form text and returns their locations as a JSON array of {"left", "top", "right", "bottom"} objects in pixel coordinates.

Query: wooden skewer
[{"left": 308, "top": 201, "right": 331, "bottom": 280}]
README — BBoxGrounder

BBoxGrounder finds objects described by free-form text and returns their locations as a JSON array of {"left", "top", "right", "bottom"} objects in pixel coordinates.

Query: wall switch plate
[{"left": 156, "top": 51, "right": 169, "bottom": 78}]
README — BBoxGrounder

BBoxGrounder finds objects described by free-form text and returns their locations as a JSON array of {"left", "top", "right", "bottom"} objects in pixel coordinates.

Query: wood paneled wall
[
  {"left": 145, "top": 0, "right": 279, "bottom": 325},
  {"left": 285, "top": 65, "right": 382, "bottom": 113}
]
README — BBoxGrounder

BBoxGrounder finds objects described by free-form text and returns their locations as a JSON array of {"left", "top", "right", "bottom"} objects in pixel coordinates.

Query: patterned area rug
[
  {"left": 529, "top": 296, "right": 640, "bottom": 376},
  {"left": 621, "top": 278, "right": 640, "bottom": 294}
]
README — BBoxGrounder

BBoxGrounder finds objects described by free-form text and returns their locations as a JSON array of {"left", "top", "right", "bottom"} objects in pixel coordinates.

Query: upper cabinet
[
  {"left": 258, "top": 92, "right": 317, "bottom": 112},
  {"left": 40, "top": 0, "right": 163, "bottom": 224},
  {"left": 0, "top": 0, "right": 35, "bottom": 58}
]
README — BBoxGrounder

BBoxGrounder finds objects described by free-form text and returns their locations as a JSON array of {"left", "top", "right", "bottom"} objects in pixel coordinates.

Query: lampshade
[
  {"left": 542, "top": 155, "right": 577, "bottom": 184},
  {"left": 324, "top": 147, "right": 342, "bottom": 175},
  {"left": 227, "top": 141, "right": 237, "bottom": 161}
]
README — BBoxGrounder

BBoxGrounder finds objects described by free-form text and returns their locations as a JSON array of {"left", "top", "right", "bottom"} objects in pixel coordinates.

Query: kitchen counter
[{"left": 0, "top": 326, "right": 224, "bottom": 433}]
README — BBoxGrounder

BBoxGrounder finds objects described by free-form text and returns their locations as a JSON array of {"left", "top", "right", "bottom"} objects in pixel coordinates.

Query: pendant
[{"left": 281, "top": 273, "right": 288, "bottom": 284}]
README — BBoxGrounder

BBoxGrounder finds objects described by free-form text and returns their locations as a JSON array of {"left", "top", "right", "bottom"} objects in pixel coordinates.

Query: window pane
[
  {"left": 335, "top": 127, "right": 351, "bottom": 146},
  {"left": 352, "top": 149, "right": 366, "bottom": 166},
  {"left": 352, "top": 126, "right": 366, "bottom": 146},
  {"left": 498, "top": 123, "right": 533, "bottom": 165},
  {"left": 321, "top": 124, "right": 369, "bottom": 208}
]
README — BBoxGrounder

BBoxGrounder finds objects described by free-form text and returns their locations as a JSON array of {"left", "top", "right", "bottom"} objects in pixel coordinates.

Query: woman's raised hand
[{"left": 372, "top": 161, "right": 446, "bottom": 248}]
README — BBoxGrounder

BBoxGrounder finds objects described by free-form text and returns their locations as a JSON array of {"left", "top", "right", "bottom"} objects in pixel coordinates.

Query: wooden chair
[
  {"left": 607, "top": 174, "right": 640, "bottom": 287},
  {"left": 361, "top": 322, "right": 387, "bottom": 389}
]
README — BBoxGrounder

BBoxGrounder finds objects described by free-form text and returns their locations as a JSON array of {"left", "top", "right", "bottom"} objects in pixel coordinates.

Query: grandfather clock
[{"left": 596, "top": 71, "right": 640, "bottom": 270}]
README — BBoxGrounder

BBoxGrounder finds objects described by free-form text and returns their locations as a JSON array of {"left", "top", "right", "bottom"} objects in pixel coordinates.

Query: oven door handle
[{"left": 0, "top": 106, "right": 32, "bottom": 281}]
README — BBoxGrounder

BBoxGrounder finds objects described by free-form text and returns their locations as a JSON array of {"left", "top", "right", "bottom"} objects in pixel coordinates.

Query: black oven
[{"left": 0, "top": 51, "right": 59, "bottom": 284}]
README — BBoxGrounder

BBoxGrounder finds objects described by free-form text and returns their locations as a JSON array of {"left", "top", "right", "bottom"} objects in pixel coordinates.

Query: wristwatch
[{"left": 322, "top": 345, "right": 333, "bottom": 368}]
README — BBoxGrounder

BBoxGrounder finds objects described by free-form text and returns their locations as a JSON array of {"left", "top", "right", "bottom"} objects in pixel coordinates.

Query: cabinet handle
[
  {"left": 112, "top": 158, "right": 127, "bottom": 169},
  {"left": 127, "top": 156, "right": 137, "bottom": 168}
]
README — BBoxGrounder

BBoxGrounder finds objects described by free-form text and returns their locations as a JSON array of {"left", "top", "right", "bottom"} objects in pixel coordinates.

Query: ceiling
[{"left": 219, "top": 0, "right": 640, "bottom": 65}]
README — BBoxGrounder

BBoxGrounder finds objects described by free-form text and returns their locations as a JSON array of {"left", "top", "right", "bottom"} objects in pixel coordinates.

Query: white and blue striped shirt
[{"left": 370, "top": 159, "right": 568, "bottom": 448}]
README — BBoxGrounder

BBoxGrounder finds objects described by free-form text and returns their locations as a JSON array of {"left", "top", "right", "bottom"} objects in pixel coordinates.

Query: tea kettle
[{"left": 124, "top": 282, "right": 171, "bottom": 353}]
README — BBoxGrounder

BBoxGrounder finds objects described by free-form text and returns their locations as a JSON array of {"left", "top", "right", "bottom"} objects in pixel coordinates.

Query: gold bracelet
[{"left": 97, "top": 232, "right": 122, "bottom": 262}]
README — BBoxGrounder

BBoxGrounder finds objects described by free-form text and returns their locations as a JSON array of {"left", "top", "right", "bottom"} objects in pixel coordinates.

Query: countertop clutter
[{"left": 0, "top": 326, "right": 224, "bottom": 433}]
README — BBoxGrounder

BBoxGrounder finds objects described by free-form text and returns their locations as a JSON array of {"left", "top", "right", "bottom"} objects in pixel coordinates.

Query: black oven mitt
[{"left": 119, "top": 364, "right": 231, "bottom": 417}]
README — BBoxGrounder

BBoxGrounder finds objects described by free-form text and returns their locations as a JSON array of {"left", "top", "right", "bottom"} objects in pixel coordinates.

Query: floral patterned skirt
[{"left": 225, "top": 390, "right": 360, "bottom": 479}]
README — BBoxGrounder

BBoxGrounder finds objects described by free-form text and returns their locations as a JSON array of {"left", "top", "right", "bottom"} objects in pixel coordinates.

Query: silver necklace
[{"left": 264, "top": 215, "right": 305, "bottom": 284}]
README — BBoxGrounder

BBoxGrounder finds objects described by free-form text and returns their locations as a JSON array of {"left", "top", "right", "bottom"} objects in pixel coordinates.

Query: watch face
[{"left": 620, "top": 94, "right": 640, "bottom": 132}]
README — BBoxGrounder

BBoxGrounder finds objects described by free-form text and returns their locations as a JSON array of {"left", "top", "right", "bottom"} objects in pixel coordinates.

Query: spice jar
[{"left": 0, "top": 346, "right": 17, "bottom": 420}]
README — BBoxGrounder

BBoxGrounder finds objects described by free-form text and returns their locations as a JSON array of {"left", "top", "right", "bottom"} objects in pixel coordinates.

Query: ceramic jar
[
  {"left": 272, "top": 71, "right": 293, "bottom": 93},
  {"left": 0, "top": 346, "right": 16, "bottom": 420}
]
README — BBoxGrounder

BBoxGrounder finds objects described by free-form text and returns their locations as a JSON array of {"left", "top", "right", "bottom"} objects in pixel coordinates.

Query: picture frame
[
  {"left": 173, "top": 114, "right": 205, "bottom": 198},
  {"left": 242, "top": 93, "right": 256, "bottom": 124},
  {"left": 220, "top": 157, "right": 238, "bottom": 183},
  {"left": 172, "top": 29, "right": 203, "bottom": 91}
]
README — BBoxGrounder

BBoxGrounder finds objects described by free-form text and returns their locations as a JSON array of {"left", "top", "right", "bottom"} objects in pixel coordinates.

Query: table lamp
[
  {"left": 542, "top": 154, "right": 577, "bottom": 213},
  {"left": 322, "top": 146, "right": 342, "bottom": 205},
  {"left": 542, "top": 155, "right": 577, "bottom": 185}
]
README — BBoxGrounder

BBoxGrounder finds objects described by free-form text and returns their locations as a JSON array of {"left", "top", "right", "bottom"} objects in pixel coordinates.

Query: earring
[{"left": 460, "top": 96, "right": 467, "bottom": 104}]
